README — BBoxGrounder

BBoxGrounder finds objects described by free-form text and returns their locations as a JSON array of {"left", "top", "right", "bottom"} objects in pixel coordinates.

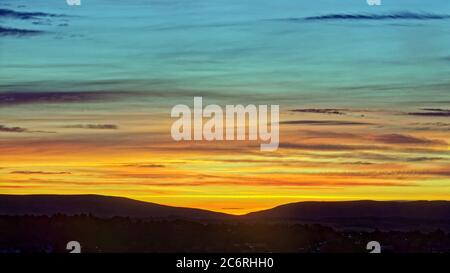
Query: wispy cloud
[
  {"left": 0, "top": 8, "right": 65, "bottom": 20},
  {"left": 0, "top": 124, "right": 54, "bottom": 133},
  {"left": 0, "top": 26, "right": 44, "bottom": 36},
  {"left": 298, "top": 130, "right": 446, "bottom": 146},
  {"left": 0, "top": 125, "right": 27, "bottom": 133},
  {"left": 408, "top": 108, "right": 450, "bottom": 117},
  {"left": 281, "top": 142, "right": 377, "bottom": 151},
  {"left": 411, "top": 122, "right": 450, "bottom": 127},
  {"left": 303, "top": 12, "right": 450, "bottom": 21},
  {"left": 280, "top": 120, "right": 372, "bottom": 126},
  {"left": 298, "top": 130, "right": 357, "bottom": 139},
  {"left": 0, "top": 91, "right": 123, "bottom": 105},
  {"left": 123, "top": 163, "right": 166, "bottom": 168},
  {"left": 10, "top": 171, "right": 71, "bottom": 175},
  {"left": 290, "top": 108, "right": 347, "bottom": 115},
  {"left": 409, "top": 122, "right": 450, "bottom": 131},
  {"left": 373, "top": 134, "right": 447, "bottom": 146},
  {"left": 64, "top": 124, "right": 119, "bottom": 130}
]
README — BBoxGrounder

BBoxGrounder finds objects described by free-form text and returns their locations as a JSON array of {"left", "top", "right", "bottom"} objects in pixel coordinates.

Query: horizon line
[{"left": 1, "top": 193, "right": 449, "bottom": 216}]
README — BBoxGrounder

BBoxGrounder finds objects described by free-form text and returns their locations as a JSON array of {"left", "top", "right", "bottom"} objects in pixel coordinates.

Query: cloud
[
  {"left": 298, "top": 130, "right": 357, "bottom": 139},
  {"left": 280, "top": 143, "right": 377, "bottom": 151},
  {"left": 290, "top": 108, "right": 347, "bottom": 115},
  {"left": 0, "top": 125, "right": 27, "bottom": 133},
  {"left": 0, "top": 91, "right": 123, "bottom": 105},
  {"left": 0, "top": 124, "right": 54, "bottom": 134},
  {"left": 297, "top": 130, "right": 446, "bottom": 146},
  {"left": 31, "top": 20, "right": 52, "bottom": 26},
  {"left": 302, "top": 12, "right": 450, "bottom": 21},
  {"left": 411, "top": 122, "right": 450, "bottom": 127},
  {"left": 0, "top": 8, "right": 65, "bottom": 20},
  {"left": 0, "top": 26, "right": 44, "bottom": 36},
  {"left": 123, "top": 163, "right": 166, "bottom": 168},
  {"left": 280, "top": 120, "right": 372, "bottom": 126},
  {"left": 221, "top": 207, "right": 244, "bottom": 210},
  {"left": 373, "top": 134, "right": 447, "bottom": 146},
  {"left": 10, "top": 171, "right": 71, "bottom": 175},
  {"left": 334, "top": 82, "right": 450, "bottom": 94},
  {"left": 408, "top": 122, "right": 450, "bottom": 132},
  {"left": 406, "top": 157, "right": 446, "bottom": 162},
  {"left": 64, "top": 124, "right": 119, "bottom": 130},
  {"left": 316, "top": 170, "right": 450, "bottom": 178},
  {"left": 408, "top": 108, "right": 450, "bottom": 117}
]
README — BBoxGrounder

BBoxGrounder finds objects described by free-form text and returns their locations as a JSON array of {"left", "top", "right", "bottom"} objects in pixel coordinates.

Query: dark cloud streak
[
  {"left": 280, "top": 120, "right": 372, "bottom": 126},
  {"left": 0, "top": 125, "right": 27, "bottom": 133},
  {"left": 290, "top": 108, "right": 347, "bottom": 115},
  {"left": 0, "top": 26, "right": 44, "bottom": 36},
  {"left": 0, "top": 124, "right": 54, "bottom": 134},
  {"left": 408, "top": 108, "right": 450, "bottom": 117},
  {"left": 302, "top": 12, "right": 450, "bottom": 21},
  {"left": 373, "top": 134, "right": 446, "bottom": 146},
  {"left": 0, "top": 8, "right": 66, "bottom": 20},
  {"left": 0, "top": 91, "right": 124, "bottom": 105},
  {"left": 63, "top": 124, "right": 119, "bottom": 130}
]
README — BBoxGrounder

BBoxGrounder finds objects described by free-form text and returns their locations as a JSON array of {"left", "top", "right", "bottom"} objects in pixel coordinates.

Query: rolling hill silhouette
[
  {"left": 1, "top": 195, "right": 450, "bottom": 230},
  {"left": 1, "top": 195, "right": 450, "bottom": 252},
  {"left": 245, "top": 200, "right": 450, "bottom": 231},
  {"left": 0, "top": 194, "right": 230, "bottom": 220},
  {"left": 245, "top": 200, "right": 450, "bottom": 220}
]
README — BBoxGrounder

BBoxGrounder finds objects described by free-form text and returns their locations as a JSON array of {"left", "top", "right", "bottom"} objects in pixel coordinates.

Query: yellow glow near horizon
[{"left": 1, "top": 107, "right": 449, "bottom": 215}]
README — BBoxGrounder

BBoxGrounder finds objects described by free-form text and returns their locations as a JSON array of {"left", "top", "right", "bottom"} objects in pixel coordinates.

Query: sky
[{"left": 0, "top": 0, "right": 449, "bottom": 214}]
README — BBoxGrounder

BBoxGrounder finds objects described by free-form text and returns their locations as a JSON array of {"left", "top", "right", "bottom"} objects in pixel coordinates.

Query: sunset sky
[{"left": 1, "top": 0, "right": 449, "bottom": 214}]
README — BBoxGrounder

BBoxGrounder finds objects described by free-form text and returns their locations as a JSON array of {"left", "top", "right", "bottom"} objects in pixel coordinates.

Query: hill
[
  {"left": 0, "top": 194, "right": 231, "bottom": 220},
  {"left": 244, "top": 200, "right": 450, "bottom": 231},
  {"left": 1, "top": 195, "right": 449, "bottom": 230}
]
